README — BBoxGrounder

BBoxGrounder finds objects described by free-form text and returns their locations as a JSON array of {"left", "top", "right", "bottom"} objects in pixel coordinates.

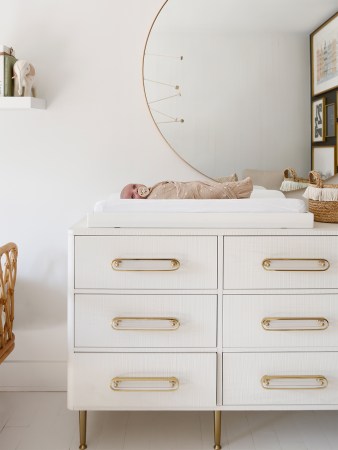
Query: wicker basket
[
  {"left": 280, "top": 168, "right": 309, "bottom": 192},
  {"left": 306, "top": 171, "right": 338, "bottom": 223}
]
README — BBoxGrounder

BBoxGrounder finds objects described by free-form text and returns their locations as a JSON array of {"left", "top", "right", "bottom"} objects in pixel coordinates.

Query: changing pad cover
[
  {"left": 94, "top": 198, "right": 306, "bottom": 214},
  {"left": 89, "top": 189, "right": 312, "bottom": 228}
]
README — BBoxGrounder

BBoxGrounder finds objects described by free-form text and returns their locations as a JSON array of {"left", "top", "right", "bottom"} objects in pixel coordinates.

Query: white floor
[{"left": 0, "top": 393, "right": 337, "bottom": 450}]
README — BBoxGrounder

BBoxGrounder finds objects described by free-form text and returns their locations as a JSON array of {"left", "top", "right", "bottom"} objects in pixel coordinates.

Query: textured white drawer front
[
  {"left": 223, "top": 236, "right": 338, "bottom": 289},
  {"left": 75, "top": 236, "right": 217, "bottom": 289},
  {"left": 223, "top": 294, "right": 338, "bottom": 349},
  {"left": 68, "top": 353, "right": 216, "bottom": 410},
  {"left": 223, "top": 352, "right": 338, "bottom": 405},
  {"left": 75, "top": 294, "right": 217, "bottom": 348}
]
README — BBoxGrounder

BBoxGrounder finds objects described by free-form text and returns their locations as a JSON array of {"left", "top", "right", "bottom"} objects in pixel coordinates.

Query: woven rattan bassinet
[{"left": 0, "top": 243, "right": 18, "bottom": 363}]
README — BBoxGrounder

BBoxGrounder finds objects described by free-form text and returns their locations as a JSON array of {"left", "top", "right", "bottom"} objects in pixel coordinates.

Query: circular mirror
[{"left": 143, "top": 0, "right": 337, "bottom": 180}]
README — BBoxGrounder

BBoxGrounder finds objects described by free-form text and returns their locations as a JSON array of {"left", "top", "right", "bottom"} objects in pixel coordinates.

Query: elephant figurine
[{"left": 13, "top": 60, "right": 36, "bottom": 97}]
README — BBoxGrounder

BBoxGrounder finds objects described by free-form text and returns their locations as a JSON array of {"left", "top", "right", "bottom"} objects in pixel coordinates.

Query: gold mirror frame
[{"left": 142, "top": 0, "right": 336, "bottom": 181}]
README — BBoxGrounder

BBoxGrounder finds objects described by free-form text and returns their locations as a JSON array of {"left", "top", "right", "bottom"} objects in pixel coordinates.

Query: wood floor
[{"left": 0, "top": 392, "right": 337, "bottom": 449}]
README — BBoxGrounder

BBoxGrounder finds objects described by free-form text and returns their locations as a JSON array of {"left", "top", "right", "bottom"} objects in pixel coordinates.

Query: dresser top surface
[{"left": 70, "top": 218, "right": 338, "bottom": 236}]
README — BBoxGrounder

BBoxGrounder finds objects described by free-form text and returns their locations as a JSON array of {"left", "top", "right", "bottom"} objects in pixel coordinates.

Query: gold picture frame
[
  {"left": 312, "top": 145, "right": 337, "bottom": 179},
  {"left": 311, "top": 12, "right": 338, "bottom": 96}
]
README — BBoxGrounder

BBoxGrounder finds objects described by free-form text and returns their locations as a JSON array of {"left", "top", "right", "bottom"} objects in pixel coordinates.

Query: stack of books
[{"left": 0, "top": 45, "right": 16, "bottom": 96}]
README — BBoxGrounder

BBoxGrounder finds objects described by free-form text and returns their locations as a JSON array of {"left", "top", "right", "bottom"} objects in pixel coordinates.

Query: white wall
[{"left": 0, "top": 0, "right": 200, "bottom": 390}]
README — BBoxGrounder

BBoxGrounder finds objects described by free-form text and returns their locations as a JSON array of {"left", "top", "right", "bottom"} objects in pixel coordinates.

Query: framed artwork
[
  {"left": 312, "top": 98, "right": 325, "bottom": 142},
  {"left": 326, "top": 103, "right": 336, "bottom": 137},
  {"left": 311, "top": 12, "right": 338, "bottom": 96},
  {"left": 312, "top": 146, "right": 337, "bottom": 179}
]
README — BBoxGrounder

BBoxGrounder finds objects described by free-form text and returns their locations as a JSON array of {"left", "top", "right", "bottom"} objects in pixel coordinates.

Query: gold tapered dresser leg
[
  {"left": 213, "top": 410, "right": 222, "bottom": 449},
  {"left": 79, "top": 410, "right": 87, "bottom": 450}
]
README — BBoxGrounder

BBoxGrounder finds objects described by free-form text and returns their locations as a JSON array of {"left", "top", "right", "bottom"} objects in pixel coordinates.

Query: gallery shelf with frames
[{"left": 310, "top": 11, "right": 338, "bottom": 180}]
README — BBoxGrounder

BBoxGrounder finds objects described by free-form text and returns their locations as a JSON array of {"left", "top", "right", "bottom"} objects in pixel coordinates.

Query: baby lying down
[{"left": 120, "top": 178, "right": 253, "bottom": 199}]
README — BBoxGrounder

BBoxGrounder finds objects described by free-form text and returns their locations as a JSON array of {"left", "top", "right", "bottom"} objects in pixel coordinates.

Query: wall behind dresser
[
  {"left": 1, "top": 0, "right": 337, "bottom": 390},
  {"left": 0, "top": 0, "right": 201, "bottom": 390}
]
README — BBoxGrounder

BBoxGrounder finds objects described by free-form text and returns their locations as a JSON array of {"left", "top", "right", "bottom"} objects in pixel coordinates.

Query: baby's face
[{"left": 120, "top": 184, "right": 146, "bottom": 199}]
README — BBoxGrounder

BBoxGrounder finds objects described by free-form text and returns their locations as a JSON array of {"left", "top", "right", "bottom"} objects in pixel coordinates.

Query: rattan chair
[{"left": 0, "top": 243, "right": 18, "bottom": 364}]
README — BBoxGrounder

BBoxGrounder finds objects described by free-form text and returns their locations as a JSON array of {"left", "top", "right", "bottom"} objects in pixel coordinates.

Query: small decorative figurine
[{"left": 13, "top": 60, "right": 36, "bottom": 97}]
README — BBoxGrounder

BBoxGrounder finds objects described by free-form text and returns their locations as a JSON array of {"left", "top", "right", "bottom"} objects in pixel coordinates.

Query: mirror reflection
[{"left": 143, "top": 0, "right": 337, "bottom": 183}]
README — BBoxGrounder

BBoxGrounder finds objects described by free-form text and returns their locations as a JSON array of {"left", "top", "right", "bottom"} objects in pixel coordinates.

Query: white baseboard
[{"left": 0, "top": 361, "right": 67, "bottom": 391}]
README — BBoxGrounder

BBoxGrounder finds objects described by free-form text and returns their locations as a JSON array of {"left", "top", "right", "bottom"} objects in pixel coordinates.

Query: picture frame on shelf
[
  {"left": 312, "top": 146, "right": 337, "bottom": 179},
  {"left": 325, "top": 103, "right": 336, "bottom": 137},
  {"left": 312, "top": 97, "right": 325, "bottom": 142},
  {"left": 311, "top": 12, "right": 338, "bottom": 96}
]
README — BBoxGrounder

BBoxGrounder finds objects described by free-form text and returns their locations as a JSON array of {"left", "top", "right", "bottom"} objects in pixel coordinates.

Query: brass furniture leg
[
  {"left": 213, "top": 410, "right": 222, "bottom": 449},
  {"left": 79, "top": 411, "right": 87, "bottom": 450}
]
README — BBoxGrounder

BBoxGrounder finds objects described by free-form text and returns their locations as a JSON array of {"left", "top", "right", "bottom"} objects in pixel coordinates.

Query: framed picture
[
  {"left": 312, "top": 98, "right": 325, "bottom": 142},
  {"left": 312, "top": 146, "right": 337, "bottom": 179},
  {"left": 326, "top": 103, "right": 336, "bottom": 137},
  {"left": 311, "top": 12, "right": 338, "bottom": 96}
]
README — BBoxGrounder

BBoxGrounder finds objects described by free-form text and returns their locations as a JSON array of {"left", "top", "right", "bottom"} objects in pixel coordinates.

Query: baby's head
[{"left": 120, "top": 184, "right": 150, "bottom": 199}]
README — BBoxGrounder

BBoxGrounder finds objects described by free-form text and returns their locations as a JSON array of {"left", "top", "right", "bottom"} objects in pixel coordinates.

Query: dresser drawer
[
  {"left": 75, "top": 294, "right": 217, "bottom": 348},
  {"left": 223, "top": 236, "right": 338, "bottom": 289},
  {"left": 68, "top": 353, "right": 216, "bottom": 410},
  {"left": 223, "top": 294, "right": 338, "bottom": 349},
  {"left": 223, "top": 352, "right": 338, "bottom": 405},
  {"left": 75, "top": 236, "right": 217, "bottom": 289}
]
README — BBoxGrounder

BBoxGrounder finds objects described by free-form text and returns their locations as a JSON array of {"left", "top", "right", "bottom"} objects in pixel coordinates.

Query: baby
[{"left": 120, "top": 178, "right": 253, "bottom": 200}]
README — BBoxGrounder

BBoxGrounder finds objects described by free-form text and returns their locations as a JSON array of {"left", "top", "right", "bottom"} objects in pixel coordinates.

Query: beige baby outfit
[{"left": 138, "top": 178, "right": 253, "bottom": 200}]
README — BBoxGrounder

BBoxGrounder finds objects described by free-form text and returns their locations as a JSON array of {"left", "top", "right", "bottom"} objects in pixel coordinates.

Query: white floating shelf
[{"left": 0, "top": 97, "right": 46, "bottom": 109}]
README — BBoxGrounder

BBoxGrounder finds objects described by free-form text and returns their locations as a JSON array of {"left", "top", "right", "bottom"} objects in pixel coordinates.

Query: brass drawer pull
[
  {"left": 111, "top": 317, "right": 180, "bottom": 331},
  {"left": 262, "top": 258, "right": 330, "bottom": 271},
  {"left": 111, "top": 258, "right": 180, "bottom": 271},
  {"left": 110, "top": 376, "right": 179, "bottom": 392},
  {"left": 261, "top": 317, "right": 329, "bottom": 331},
  {"left": 261, "top": 375, "right": 328, "bottom": 390}
]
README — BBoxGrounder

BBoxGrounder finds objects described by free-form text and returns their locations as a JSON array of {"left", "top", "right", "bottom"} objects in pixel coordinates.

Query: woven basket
[
  {"left": 307, "top": 171, "right": 338, "bottom": 223},
  {"left": 280, "top": 168, "right": 309, "bottom": 191}
]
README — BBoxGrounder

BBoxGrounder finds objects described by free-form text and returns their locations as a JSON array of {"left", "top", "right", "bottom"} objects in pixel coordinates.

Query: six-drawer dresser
[{"left": 68, "top": 219, "right": 338, "bottom": 449}]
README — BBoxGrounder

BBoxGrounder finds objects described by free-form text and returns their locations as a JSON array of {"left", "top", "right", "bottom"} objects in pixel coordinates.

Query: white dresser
[{"left": 68, "top": 220, "right": 338, "bottom": 449}]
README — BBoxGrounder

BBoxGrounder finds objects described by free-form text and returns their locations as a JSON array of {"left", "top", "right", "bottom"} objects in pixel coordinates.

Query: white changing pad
[
  {"left": 94, "top": 198, "right": 305, "bottom": 214},
  {"left": 94, "top": 187, "right": 286, "bottom": 214},
  {"left": 250, "top": 189, "right": 285, "bottom": 198},
  {"left": 89, "top": 196, "right": 312, "bottom": 228}
]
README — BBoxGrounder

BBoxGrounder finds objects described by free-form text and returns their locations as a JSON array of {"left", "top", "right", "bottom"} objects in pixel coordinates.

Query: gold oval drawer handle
[
  {"left": 261, "top": 317, "right": 329, "bottom": 331},
  {"left": 111, "top": 317, "right": 180, "bottom": 331},
  {"left": 262, "top": 258, "right": 330, "bottom": 271},
  {"left": 111, "top": 258, "right": 180, "bottom": 271},
  {"left": 261, "top": 375, "right": 328, "bottom": 390},
  {"left": 110, "top": 376, "right": 179, "bottom": 392}
]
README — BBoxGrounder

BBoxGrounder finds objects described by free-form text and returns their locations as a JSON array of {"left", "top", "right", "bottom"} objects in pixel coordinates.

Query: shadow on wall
[{"left": 14, "top": 279, "right": 66, "bottom": 330}]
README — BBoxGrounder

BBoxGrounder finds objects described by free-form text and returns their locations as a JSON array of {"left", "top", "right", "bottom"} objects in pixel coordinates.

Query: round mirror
[{"left": 143, "top": 0, "right": 337, "bottom": 181}]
